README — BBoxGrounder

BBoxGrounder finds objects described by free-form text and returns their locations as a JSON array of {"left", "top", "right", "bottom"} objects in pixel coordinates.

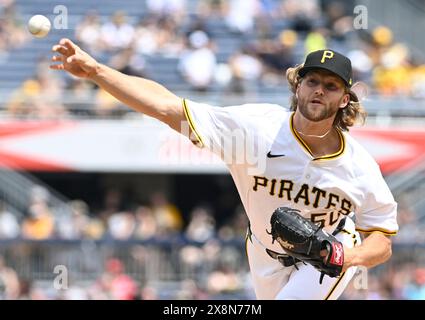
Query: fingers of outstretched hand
[
  {"left": 52, "top": 38, "right": 79, "bottom": 54},
  {"left": 52, "top": 45, "right": 69, "bottom": 56},
  {"left": 60, "top": 38, "right": 79, "bottom": 52},
  {"left": 49, "top": 63, "right": 64, "bottom": 70},
  {"left": 50, "top": 55, "right": 63, "bottom": 69},
  {"left": 51, "top": 55, "right": 64, "bottom": 62}
]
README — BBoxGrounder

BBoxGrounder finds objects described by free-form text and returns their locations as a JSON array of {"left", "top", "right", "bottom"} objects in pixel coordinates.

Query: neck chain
[{"left": 296, "top": 127, "right": 333, "bottom": 139}]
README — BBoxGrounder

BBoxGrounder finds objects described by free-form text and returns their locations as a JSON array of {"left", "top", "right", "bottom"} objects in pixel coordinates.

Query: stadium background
[{"left": 0, "top": 0, "right": 424, "bottom": 300}]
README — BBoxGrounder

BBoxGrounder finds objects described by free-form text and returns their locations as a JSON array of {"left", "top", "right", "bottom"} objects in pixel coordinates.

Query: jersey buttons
[{"left": 305, "top": 174, "right": 311, "bottom": 179}]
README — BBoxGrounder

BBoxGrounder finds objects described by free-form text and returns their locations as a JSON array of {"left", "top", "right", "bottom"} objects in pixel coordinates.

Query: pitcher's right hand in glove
[{"left": 267, "top": 207, "right": 345, "bottom": 284}]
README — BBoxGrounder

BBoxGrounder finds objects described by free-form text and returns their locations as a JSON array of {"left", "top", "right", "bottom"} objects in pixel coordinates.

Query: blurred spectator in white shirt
[
  {"left": 178, "top": 30, "right": 217, "bottom": 92},
  {"left": 185, "top": 206, "right": 216, "bottom": 243},
  {"left": 134, "top": 17, "right": 159, "bottom": 56},
  {"left": 101, "top": 11, "right": 135, "bottom": 52},
  {"left": 107, "top": 212, "right": 136, "bottom": 240},
  {"left": 224, "top": 0, "right": 260, "bottom": 34},
  {"left": 0, "top": 201, "right": 20, "bottom": 239},
  {"left": 228, "top": 47, "right": 263, "bottom": 94},
  {"left": 75, "top": 11, "right": 103, "bottom": 56},
  {"left": 146, "top": 0, "right": 186, "bottom": 22}
]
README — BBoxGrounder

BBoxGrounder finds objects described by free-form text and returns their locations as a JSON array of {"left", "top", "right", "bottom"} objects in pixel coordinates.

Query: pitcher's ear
[{"left": 351, "top": 82, "right": 369, "bottom": 101}]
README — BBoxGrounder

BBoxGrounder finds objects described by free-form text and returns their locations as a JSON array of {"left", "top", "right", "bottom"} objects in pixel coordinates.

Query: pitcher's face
[{"left": 296, "top": 69, "right": 349, "bottom": 122}]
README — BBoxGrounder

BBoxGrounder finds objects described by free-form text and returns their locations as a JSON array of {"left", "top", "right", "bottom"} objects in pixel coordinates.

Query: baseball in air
[{"left": 27, "top": 15, "right": 51, "bottom": 38}]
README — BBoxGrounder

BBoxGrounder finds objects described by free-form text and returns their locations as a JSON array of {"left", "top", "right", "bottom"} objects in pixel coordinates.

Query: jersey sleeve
[
  {"left": 355, "top": 163, "right": 398, "bottom": 236},
  {"left": 181, "top": 98, "right": 286, "bottom": 162}
]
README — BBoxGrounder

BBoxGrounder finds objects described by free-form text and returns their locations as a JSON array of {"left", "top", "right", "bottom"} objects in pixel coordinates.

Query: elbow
[{"left": 156, "top": 98, "right": 182, "bottom": 123}]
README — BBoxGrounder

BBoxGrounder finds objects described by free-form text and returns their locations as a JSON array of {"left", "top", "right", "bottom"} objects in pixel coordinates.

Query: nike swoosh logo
[{"left": 267, "top": 151, "right": 285, "bottom": 158}]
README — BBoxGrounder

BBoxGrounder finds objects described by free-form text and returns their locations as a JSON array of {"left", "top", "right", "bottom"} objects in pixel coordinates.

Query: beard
[{"left": 297, "top": 97, "right": 340, "bottom": 122}]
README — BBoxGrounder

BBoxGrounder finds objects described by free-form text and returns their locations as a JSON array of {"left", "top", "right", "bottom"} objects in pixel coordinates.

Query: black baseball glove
[{"left": 267, "top": 207, "right": 345, "bottom": 284}]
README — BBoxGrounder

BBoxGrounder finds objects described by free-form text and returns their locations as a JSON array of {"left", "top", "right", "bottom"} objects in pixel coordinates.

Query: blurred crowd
[
  {"left": 0, "top": 183, "right": 254, "bottom": 300},
  {"left": 0, "top": 0, "right": 28, "bottom": 61},
  {"left": 2, "top": 0, "right": 425, "bottom": 119},
  {"left": 0, "top": 184, "right": 423, "bottom": 300},
  {"left": 0, "top": 185, "right": 248, "bottom": 242}
]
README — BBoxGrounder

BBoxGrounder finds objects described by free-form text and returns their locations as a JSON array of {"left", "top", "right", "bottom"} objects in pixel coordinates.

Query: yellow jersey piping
[
  {"left": 182, "top": 98, "right": 205, "bottom": 148},
  {"left": 289, "top": 112, "right": 345, "bottom": 161},
  {"left": 355, "top": 227, "right": 397, "bottom": 236}
]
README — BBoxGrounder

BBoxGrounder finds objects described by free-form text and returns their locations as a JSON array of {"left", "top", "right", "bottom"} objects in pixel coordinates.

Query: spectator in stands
[
  {"left": 227, "top": 46, "right": 263, "bottom": 94},
  {"left": 100, "top": 11, "right": 135, "bottom": 52},
  {"left": 155, "top": 15, "right": 185, "bottom": 57},
  {"left": 7, "top": 57, "right": 65, "bottom": 118},
  {"left": 0, "top": 255, "right": 20, "bottom": 299},
  {"left": 373, "top": 43, "right": 412, "bottom": 96},
  {"left": 253, "top": 30, "right": 297, "bottom": 85},
  {"left": 323, "top": 1, "right": 354, "bottom": 42},
  {"left": 206, "top": 265, "right": 244, "bottom": 296},
  {"left": 133, "top": 205, "right": 158, "bottom": 240},
  {"left": 184, "top": 17, "right": 212, "bottom": 41},
  {"left": 56, "top": 199, "right": 91, "bottom": 239},
  {"left": 145, "top": 0, "right": 187, "bottom": 23},
  {"left": 95, "top": 257, "right": 139, "bottom": 300},
  {"left": 64, "top": 79, "right": 96, "bottom": 114},
  {"left": 94, "top": 86, "right": 123, "bottom": 117},
  {"left": 139, "top": 284, "right": 159, "bottom": 300},
  {"left": 133, "top": 17, "right": 160, "bottom": 56},
  {"left": 304, "top": 27, "right": 328, "bottom": 55},
  {"left": 99, "top": 188, "right": 125, "bottom": 221},
  {"left": 21, "top": 186, "right": 55, "bottom": 240},
  {"left": 224, "top": 0, "right": 260, "bottom": 34},
  {"left": 21, "top": 201, "right": 55, "bottom": 240},
  {"left": 278, "top": 0, "right": 320, "bottom": 33},
  {"left": 178, "top": 30, "right": 217, "bottom": 92},
  {"left": 0, "top": 0, "right": 28, "bottom": 53},
  {"left": 108, "top": 45, "right": 147, "bottom": 78},
  {"left": 0, "top": 200, "right": 20, "bottom": 239},
  {"left": 107, "top": 211, "right": 137, "bottom": 240},
  {"left": 75, "top": 11, "right": 103, "bottom": 56},
  {"left": 218, "top": 204, "right": 248, "bottom": 241},
  {"left": 150, "top": 192, "right": 183, "bottom": 236},
  {"left": 346, "top": 48, "right": 374, "bottom": 82},
  {"left": 185, "top": 205, "right": 216, "bottom": 243},
  {"left": 196, "top": 0, "right": 225, "bottom": 19}
]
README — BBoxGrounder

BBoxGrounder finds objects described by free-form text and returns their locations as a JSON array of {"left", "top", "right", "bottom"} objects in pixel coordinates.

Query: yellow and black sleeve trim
[
  {"left": 289, "top": 112, "right": 345, "bottom": 161},
  {"left": 355, "top": 227, "right": 397, "bottom": 236},
  {"left": 182, "top": 98, "right": 205, "bottom": 148}
]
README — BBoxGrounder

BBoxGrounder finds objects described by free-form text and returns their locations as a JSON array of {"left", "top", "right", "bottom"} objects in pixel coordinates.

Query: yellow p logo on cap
[{"left": 321, "top": 50, "right": 334, "bottom": 63}]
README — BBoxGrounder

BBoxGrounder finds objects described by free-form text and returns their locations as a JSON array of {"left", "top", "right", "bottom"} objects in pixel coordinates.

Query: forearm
[
  {"left": 89, "top": 63, "right": 182, "bottom": 123},
  {"left": 344, "top": 232, "right": 392, "bottom": 270}
]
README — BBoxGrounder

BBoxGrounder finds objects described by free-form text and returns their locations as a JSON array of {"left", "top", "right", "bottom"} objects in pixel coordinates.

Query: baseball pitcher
[{"left": 51, "top": 39, "right": 398, "bottom": 299}]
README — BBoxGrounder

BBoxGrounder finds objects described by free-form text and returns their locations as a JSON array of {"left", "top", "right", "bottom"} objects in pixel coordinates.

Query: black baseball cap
[{"left": 299, "top": 49, "right": 353, "bottom": 87}]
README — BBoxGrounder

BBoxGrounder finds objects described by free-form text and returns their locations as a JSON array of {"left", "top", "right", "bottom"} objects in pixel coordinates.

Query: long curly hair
[{"left": 286, "top": 64, "right": 367, "bottom": 131}]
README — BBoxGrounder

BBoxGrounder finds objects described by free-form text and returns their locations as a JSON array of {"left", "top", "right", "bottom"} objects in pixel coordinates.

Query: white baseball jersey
[{"left": 181, "top": 98, "right": 398, "bottom": 299}]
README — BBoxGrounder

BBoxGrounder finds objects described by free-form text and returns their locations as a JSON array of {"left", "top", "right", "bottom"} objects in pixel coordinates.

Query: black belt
[{"left": 248, "top": 217, "right": 348, "bottom": 269}]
